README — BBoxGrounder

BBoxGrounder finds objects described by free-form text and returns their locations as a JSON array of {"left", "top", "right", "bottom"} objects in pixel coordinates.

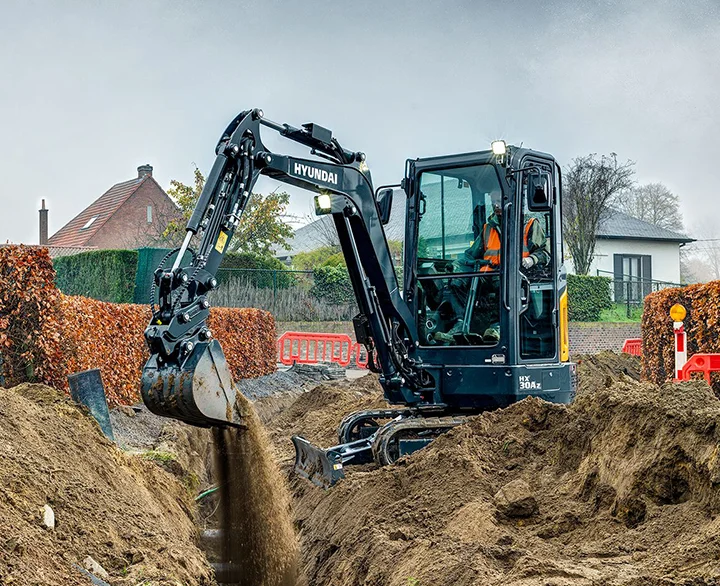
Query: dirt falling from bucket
[{"left": 213, "top": 392, "right": 301, "bottom": 586}]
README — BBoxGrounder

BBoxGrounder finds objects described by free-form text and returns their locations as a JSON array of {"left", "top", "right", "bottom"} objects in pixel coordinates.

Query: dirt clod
[{"left": 494, "top": 479, "right": 538, "bottom": 518}]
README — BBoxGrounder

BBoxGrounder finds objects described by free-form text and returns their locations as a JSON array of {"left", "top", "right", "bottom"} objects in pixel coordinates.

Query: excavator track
[
  {"left": 372, "top": 415, "right": 468, "bottom": 466},
  {"left": 337, "top": 408, "right": 413, "bottom": 443}
]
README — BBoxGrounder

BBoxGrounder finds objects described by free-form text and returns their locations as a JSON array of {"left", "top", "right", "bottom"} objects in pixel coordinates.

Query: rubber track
[
  {"left": 337, "top": 408, "right": 413, "bottom": 444},
  {"left": 372, "top": 415, "right": 468, "bottom": 466}
]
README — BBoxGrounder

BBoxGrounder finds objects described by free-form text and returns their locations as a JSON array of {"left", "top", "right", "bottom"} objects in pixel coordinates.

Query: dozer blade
[
  {"left": 291, "top": 436, "right": 345, "bottom": 488},
  {"left": 141, "top": 339, "right": 238, "bottom": 428}
]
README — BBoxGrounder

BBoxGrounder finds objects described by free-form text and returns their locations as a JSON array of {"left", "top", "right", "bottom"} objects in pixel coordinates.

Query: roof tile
[{"left": 48, "top": 177, "right": 145, "bottom": 247}]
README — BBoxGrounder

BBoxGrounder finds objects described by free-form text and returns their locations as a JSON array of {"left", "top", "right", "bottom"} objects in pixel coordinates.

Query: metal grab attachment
[{"left": 141, "top": 340, "right": 238, "bottom": 428}]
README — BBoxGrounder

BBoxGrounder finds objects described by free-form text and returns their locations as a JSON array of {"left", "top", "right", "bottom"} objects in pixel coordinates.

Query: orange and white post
[{"left": 670, "top": 303, "right": 687, "bottom": 380}]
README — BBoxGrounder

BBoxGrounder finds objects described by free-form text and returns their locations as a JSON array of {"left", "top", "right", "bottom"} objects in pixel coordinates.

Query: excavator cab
[
  {"left": 294, "top": 147, "right": 575, "bottom": 486},
  {"left": 397, "top": 149, "right": 573, "bottom": 410}
]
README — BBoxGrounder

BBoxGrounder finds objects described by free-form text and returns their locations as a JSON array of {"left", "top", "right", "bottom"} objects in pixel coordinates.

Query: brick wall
[
  {"left": 87, "top": 179, "right": 181, "bottom": 249},
  {"left": 277, "top": 320, "right": 641, "bottom": 356},
  {"left": 568, "top": 322, "right": 641, "bottom": 355}
]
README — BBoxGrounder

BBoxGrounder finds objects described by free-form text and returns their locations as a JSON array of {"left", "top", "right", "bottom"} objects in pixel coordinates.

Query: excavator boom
[{"left": 141, "top": 109, "right": 424, "bottom": 430}]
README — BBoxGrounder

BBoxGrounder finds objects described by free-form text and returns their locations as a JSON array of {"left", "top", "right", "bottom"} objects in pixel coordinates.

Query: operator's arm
[{"left": 526, "top": 219, "right": 550, "bottom": 267}]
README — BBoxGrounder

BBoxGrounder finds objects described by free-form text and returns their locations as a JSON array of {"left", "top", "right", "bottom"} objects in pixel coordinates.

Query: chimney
[
  {"left": 137, "top": 164, "right": 153, "bottom": 178},
  {"left": 39, "top": 199, "right": 48, "bottom": 245}
]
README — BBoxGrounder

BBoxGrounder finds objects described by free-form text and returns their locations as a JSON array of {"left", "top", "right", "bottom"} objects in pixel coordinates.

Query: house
[
  {"left": 47, "top": 165, "right": 181, "bottom": 250},
  {"left": 571, "top": 209, "right": 694, "bottom": 301},
  {"left": 275, "top": 195, "right": 407, "bottom": 264}
]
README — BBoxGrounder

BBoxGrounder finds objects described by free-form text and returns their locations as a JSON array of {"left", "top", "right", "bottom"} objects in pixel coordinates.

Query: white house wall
[{"left": 569, "top": 239, "right": 682, "bottom": 284}]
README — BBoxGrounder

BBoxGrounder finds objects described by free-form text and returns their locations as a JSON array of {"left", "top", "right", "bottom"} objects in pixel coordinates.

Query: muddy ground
[{"left": 4, "top": 352, "right": 720, "bottom": 585}]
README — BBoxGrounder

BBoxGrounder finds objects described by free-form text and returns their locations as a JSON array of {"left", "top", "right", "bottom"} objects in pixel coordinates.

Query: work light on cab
[
  {"left": 491, "top": 140, "right": 507, "bottom": 156},
  {"left": 315, "top": 194, "right": 332, "bottom": 214}
]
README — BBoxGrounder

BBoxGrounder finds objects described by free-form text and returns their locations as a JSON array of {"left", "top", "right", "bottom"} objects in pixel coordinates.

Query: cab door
[{"left": 515, "top": 159, "right": 559, "bottom": 362}]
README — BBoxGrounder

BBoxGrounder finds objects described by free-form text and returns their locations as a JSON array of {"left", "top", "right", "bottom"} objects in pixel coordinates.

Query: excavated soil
[
  {"left": 262, "top": 354, "right": 720, "bottom": 586},
  {"left": 10, "top": 353, "right": 719, "bottom": 585},
  {"left": 0, "top": 383, "right": 214, "bottom": 586}
]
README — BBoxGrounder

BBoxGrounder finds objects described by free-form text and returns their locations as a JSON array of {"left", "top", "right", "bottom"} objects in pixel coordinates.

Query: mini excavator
[{"left": 141, "top": 109, "right": 576, "bottom": 487}]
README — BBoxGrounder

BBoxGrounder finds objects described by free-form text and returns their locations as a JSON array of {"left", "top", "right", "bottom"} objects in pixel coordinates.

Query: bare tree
[
  {"left": 689, "top": 219, "right": 720, "bottom": 281},
  {"left": 563, "top": 153, "right": 635, "bottom": 275},
  {"left": 303, "top": 207, "right": 341, "bottom": 251},
  {"left": 616, "top": 182, "right": 683, "bottom": 232}
]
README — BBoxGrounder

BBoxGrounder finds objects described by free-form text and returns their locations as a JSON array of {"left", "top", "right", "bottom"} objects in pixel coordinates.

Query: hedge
[
  {"left": 311, "top": 265, "right": 354, "bottom": 304},
  {"left": 642, "top": 281, "right": 720, "bottom": 392},
  {"left": 56, "top": 297, "right": 276, "bottom": 406},
  {"left": 0, "top": 246, "right": 63, "bottom": 387},
  {"left": 54, "top": 249, "right": 138, "bottom": 303},
  {"left": 567, "top": 274, "right": 613, "bottom": 321},
  {"left": 0, "top": 246, "right": 277, "bottom": 406}
]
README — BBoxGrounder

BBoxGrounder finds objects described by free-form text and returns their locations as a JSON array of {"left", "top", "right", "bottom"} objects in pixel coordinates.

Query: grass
[
  {"left": 598, "top": 303, "right": 643, "bottom": 323},
  {"left": 140, "top": 450, "right": 177, "bottom": 463}
]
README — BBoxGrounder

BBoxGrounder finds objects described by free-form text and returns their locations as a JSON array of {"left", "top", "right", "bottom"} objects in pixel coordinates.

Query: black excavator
[{"left": 141, "top": 108, "right": 576, "bottom": 487}]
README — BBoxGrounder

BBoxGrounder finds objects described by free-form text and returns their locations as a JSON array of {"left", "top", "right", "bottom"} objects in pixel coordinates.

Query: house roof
[
  {"left": 48, "top": 176, "right": 151, "bottom": 247},
  {"left": 0, "top": 244, "right": 97, "bottom": 258},
  {"left": 275, "top": 194, "right": 407, "bottom": 259},
  {"left": 597, "top": 209, "right": 694, "bottom": 243}
]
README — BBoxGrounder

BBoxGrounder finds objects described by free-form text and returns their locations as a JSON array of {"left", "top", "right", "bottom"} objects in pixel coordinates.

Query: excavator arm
[{"left": 141, "top": 109, "right": 429, "bottom": 430}]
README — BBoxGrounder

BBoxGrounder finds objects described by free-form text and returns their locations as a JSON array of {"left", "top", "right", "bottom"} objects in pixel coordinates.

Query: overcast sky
[{"left": 1, "top": 0, "right": 718, "bottom": 244}]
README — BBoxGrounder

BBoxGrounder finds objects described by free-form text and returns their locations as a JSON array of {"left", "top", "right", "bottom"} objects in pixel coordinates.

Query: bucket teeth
[{"left": 141, "top": 340, "right": 238, "bottom": 428}]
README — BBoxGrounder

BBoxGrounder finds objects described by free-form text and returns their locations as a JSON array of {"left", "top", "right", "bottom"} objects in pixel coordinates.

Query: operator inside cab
[
  {"left": 416, "top": 170, "right": 551, "bottom": 348},
  {"left": 431, "top": 192, "right": 504, "bottom": 345}
]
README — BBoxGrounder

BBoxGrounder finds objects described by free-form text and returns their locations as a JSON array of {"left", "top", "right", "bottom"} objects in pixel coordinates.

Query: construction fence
[{"left": 131, "top": 248, "right": 358, "bottom": 321}]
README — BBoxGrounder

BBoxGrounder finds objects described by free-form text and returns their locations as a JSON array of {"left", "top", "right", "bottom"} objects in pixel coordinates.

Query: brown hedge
[
  {"left": 0, "top": 246, "right": 277, "bottom": 406},
  {"left": 0, "top": 246, "right": 63, "bottom": 387},
  {"left": 642, "top": 281, "right": 720, "bottom": 392}
]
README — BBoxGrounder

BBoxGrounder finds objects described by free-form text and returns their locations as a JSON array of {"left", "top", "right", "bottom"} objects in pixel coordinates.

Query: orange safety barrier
[
  {"left": 622, "top": 338, "right": 642, "bottom": 357},
  {"left": 353, "top": 342, "right": 369, "bottom": 368},
  {"left": 277, "top": 332, "right": 374, "bottom": 369},
  {"left": 676, "top": 353, "right": 720, "bottom": 384},
  {"left": 277, "top": 331, "right": 353, "bottom": 367}
]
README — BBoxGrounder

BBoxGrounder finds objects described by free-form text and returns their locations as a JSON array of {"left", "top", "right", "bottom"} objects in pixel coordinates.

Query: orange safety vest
[
  {"left": 522, "top": 218, "right": 536, "bottom": 259},
  {"left": 480, "top": 224, "right": 501, "bottom": 271}
]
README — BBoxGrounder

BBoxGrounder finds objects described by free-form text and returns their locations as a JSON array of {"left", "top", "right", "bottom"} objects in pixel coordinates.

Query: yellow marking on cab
[{"left": 559, "top": 290, "right": 569, "bottom": 362}]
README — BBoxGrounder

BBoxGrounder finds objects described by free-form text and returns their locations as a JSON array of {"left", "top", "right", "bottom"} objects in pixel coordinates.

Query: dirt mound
[
  {"left": 575, "top": 351, "right": 642, "bottom": 395},
  {"left": 268, "top": 356, "right": 720, "bottom": 585},
  {"left": 0, "top": 383, "right": 214, "bottom": 586},
  {"left": 266, "top": 374, "right": 385, "bottom": 462}
]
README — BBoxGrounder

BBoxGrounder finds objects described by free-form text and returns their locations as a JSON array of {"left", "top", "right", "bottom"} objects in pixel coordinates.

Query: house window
[
  {"left": 81, "top": 215, "right": 99, "bottom": 230},
  {"left": 613, "top": 254, "right": 652, "bottom": 302},
  {"left": 147, "top": 205, "right": 153, "bottom": 224}
]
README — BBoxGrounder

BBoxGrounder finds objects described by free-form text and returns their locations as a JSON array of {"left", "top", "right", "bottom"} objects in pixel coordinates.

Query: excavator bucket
[
  {"left": 141, "top": 340, "right": 238, "bottom": 428},
  {"left": 291, "top": 436, "right": 345, "bottom": 488}
]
